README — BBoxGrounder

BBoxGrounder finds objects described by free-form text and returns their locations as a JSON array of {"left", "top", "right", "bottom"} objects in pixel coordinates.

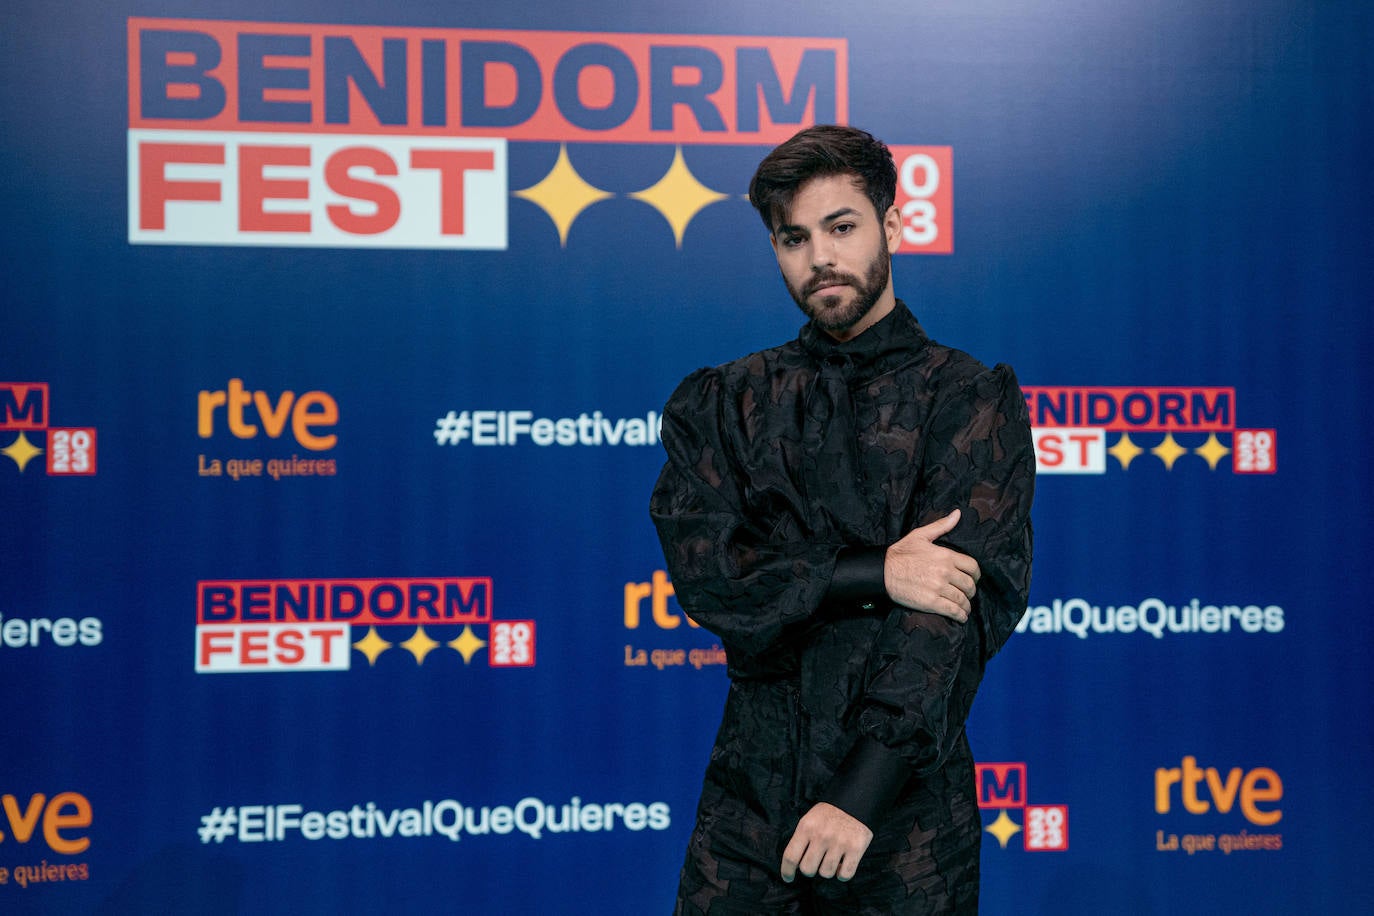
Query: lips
[{"left": 806, "top": 275, "right": 853, "bottom": 296}]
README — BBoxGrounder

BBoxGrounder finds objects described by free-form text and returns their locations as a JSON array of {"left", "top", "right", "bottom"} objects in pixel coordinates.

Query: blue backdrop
[{"left": 3, "top": 0, "right": 1371, "bottom": 912}]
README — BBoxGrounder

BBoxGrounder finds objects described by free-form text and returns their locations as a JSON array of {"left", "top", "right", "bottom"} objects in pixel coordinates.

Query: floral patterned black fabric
[{"left": 651, "top": 300, "right": 1035, "bottom": 913}]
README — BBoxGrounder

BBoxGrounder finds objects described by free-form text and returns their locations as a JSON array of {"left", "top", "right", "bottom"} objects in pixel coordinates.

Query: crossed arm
[{"left": 780, "top": 508, "right": 979, "bottom": 883}]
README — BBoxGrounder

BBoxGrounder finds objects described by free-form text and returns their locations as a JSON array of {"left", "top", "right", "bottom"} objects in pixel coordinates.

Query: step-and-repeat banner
[{"left": 4, "top": 1, "right": 1371, "bottom": 912}]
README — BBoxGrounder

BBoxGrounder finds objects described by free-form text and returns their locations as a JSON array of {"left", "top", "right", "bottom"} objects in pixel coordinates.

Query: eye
[
  {"left": 833, "top": 222, "right": 855, "bottom": 236},
  {"left": 781, "top": 234, "right": 805, "bottom": 248}
]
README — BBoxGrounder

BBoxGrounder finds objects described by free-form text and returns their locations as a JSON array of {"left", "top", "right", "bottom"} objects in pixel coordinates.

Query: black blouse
[{"left": 651, "top": 299, "right": 1036, "bottom": 826}]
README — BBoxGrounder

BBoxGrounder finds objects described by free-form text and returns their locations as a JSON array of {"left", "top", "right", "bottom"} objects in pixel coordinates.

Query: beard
[{"left": 784, "top": 239, "right": 892, "bottom": 335}]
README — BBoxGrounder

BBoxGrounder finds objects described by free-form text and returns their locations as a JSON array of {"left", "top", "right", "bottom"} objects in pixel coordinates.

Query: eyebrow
[{"left": 774, "top": 207, "right": 862, "bottom": 235}]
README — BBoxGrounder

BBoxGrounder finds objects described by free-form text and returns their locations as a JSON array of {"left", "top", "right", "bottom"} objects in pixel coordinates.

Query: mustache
[{"left": 803, "top": 272, "right": 857, "bottom": 296}]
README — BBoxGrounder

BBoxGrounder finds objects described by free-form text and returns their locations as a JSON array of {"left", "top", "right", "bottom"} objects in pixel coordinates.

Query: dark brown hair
[{"left": 748, "top": 125, "right": 897, "bottom": 232}]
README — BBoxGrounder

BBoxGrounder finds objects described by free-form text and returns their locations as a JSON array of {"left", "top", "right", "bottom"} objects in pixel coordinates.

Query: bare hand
[
  {"left": 780, "top": 802, "right": 874, "bottom": 883},
  {"left": 884, "top": 509, "right": 981, "bottom": 622}
]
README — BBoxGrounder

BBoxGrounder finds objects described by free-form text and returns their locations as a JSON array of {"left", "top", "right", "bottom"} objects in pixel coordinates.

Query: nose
[{"left": 810, "top": 235, "right": 836, "bottom": 270}]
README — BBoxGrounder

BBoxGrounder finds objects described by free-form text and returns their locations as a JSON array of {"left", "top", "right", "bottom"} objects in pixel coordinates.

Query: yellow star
[
  {"left": 401, "top": 626, "right": 441, "bottom": 665},
  {"left": 1194, "top": 433, "right": 1231, "bottom": 471},
  {"left": 1151, "top": 433, "right": 1188, "bottom": 471},
  {"left": 513, "top": 144, "right": 612, "bottom": 246},
  {"left": 985, "top": 810, "right": 1022, "bottom": 849},
  {"left": 2, "top": 432, "right": 44, "bottom": 473},
  {"left": 1107, "top": 433, "right": 1143, "bottom": 470},
  {"left": 630, "top": 146, "right": 729, "bottom": 248},
  {"left": 448, "top": 625, "right": 487, "bottom": 665},
  {"left": 353, "top": 626, "right": 392, "bottom": 666}
]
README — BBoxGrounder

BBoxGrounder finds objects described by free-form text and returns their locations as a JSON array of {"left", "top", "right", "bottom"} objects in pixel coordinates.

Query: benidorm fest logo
[{"left": 128, "top": 18, "right": 951, "bottom": 253}]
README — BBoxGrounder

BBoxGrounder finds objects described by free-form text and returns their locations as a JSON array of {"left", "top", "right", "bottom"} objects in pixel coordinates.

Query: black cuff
[
  {"left": 823, "top": 546, "right": 888, "bottom": 617},
  {"left": 818, "top": 736, "right": 912, "bottom": 829}
]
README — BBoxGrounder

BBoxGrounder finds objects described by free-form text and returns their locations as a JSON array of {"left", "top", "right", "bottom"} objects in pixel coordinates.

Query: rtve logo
[
  {"left": 198, "top": 378, "right": 338, "bottom": 450},
  {"left": 623, "top": 570, "right": 697, "bottom": 629},
  {"left": 1154, "top": 756, "right": 1282, "bottom": 826},
  {"left": 0, "top": 792, "right": 92, "bottom": 854}
]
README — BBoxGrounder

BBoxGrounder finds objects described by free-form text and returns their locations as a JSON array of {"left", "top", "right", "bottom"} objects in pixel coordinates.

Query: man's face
[{"left": 770, "top": 173, "right": 903, "bottom": 342}]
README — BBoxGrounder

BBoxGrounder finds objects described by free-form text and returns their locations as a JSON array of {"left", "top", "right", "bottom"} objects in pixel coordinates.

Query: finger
[
  {"left": 944, "top": 584, "right": 972, "bottom": 614},
  {"left": 939, "top": 594, "right": 969, "bottom": 622},
  {"left": 817, "top": 847, "right": 844, "bottom": 880},
  {"left": 836, "top": 852, "right": 861, "bottom": 882},
  {"left": 918, "top": 595, "right": 964, "bottom": 622},
  {"left": 953, "top": 571, "right": 977, "bottom": 600},
  {"left": 952, "top": 552, "right": 981, "bottom": 581},
  {"left": 915, "top": 508, "right": 960, "bottom": 541},
  {"left": 799, "top": 843, "right": 826, "bottom": 878},
  {"left": 780, "top": 837, "right": 805, "bottom": 883}
]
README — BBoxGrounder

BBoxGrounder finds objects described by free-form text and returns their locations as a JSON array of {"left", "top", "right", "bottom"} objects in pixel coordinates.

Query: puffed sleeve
[
  {"left": 820, "top": 364, "right": 1035, "bottom": 825},
  {"left": 650, "top": 367, "right": 849, "bottom": 663}
]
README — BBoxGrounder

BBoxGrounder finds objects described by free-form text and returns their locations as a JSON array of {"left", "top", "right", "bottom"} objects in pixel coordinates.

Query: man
[{"left": 650, "top": 125, "right": 1036, "bottom": 913}]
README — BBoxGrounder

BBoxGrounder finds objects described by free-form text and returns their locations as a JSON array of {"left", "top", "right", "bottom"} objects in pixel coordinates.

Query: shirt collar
[{"left": 797, "top": 299, "right": 929, "bottom": 378}]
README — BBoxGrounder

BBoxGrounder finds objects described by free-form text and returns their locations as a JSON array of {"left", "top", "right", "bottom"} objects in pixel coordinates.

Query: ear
[{"left": 883, "top": 205, "right": 902, "bottom": 254}]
